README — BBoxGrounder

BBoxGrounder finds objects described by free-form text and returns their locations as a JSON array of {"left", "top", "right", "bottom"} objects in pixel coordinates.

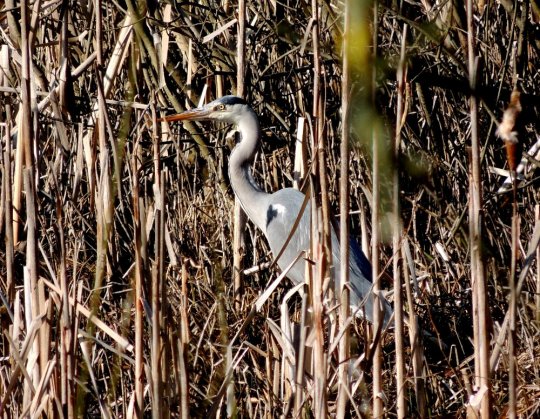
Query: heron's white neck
[{"left": 229, "top": 109, "right": 270, "bottom": 232}]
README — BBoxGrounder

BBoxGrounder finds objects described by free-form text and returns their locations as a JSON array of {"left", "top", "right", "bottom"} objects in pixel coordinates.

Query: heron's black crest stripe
[{"left": 219, "top": 96, "right": 247, "bottom": 106}]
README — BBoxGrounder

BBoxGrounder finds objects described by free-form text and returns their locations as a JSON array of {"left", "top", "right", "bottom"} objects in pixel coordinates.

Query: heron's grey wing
[
  {"left": 262, "top": 188, "right": 311, "bottom": 286},
  {"left": 331, "top": 227, "right": 393, "bottom": 325},
  {"left": 262, "top": 188, "right": 393, "bottom": 326}
]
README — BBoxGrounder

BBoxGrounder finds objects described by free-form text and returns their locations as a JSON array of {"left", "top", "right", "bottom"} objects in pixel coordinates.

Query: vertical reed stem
[
  {"left": 151, "top": 102, "right": 163, "bottom": 419},
  {"left": 337, "top": 1, "right": 351, "bottom": 416},
  {"left": 2, "top": 81, "right": 14, "bottom": 307},
  {"left": 233, "top": 0, "right": 247, "bottom": 311},
  {"left": 402, "top": 239, "right": 426, "bottom": 417},
  {"left": 466, "top": 1, "right": 490, "bottom": 416},
  {"left": 371, "top": 2, "right": 384, "bottom": 417},
  {"left": 394, "top": 23, "right": 408, "bottom": 419},
  {"left": 21, "top": 0, "right": 42, "bottom": 402},
  {"left": 132, "top": 140, "right": 144, "bottom": 417},
  {"left": 311, "top": 1, "right": 328, "bottom": 416},
  {"left": 534, "top": 204, "right": 540, "bottom": 322}
]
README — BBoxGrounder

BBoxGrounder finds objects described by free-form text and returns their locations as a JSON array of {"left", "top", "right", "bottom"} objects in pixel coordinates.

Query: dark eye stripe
[{"left": 219, "top": 95, "right": 246, "bottom": 106}]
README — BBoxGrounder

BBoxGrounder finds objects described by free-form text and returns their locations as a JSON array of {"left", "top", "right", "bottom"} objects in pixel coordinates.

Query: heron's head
[{"left": 162, "top": 96, "right": 251, "bottom": 125}]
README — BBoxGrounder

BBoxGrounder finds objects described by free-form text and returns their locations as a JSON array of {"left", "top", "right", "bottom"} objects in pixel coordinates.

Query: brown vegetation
[{"left": 1, "top": 0, "right": 539, "bottom": 417}]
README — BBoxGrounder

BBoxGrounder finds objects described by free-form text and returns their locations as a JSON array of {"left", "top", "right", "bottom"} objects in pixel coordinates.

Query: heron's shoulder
[{"left": 264, "top": 188, "right": 307, "bottom": 229}]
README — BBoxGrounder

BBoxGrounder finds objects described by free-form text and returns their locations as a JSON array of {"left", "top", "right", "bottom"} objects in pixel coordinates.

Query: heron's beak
[{"left": 159, "top": 107, "right": 211, "bottom": 122}]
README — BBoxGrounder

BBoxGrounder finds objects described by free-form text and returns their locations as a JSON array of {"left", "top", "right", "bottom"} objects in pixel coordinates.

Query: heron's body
[
  {"left": 164, "top": 95, "right": 392, "bottom": 325},
  {"left": 252, "top": 187, "right": 385, "bottom": 321}
]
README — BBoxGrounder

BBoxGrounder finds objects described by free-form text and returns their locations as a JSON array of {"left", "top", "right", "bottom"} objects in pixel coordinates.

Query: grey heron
[{"left": 163, "top": 95, "right": 392, "bottom": 326}]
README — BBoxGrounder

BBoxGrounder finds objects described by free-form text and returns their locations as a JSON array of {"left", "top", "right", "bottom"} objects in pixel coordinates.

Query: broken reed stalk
[
  {"left": 3, "top": 94, "right": 15, "bottom": 308},
  {"left": 57, "top": 175, "right": 74, "bottom": 417},
  {"left": 8, "top": 23, "right": 22, "bottom": 249},
  {"left": 497, "top": 89, "right": 523, "bottom": 419},
  {"left": 20, "top": 1, "right": 44, "bottom": 412},
  {"left": 294, "top": 286, "right": 308, "bottom": 416},
  {"left": 178, "top": 263, "right": 191, "bottom": 418},
  {"left": 489, "top": 221, "right": 540, "bottom": 376},
  {"left": 466, "top": 0, "right": 490, "bottom": 415},
  {"left": 337, "top": 1, "right": 351, "bottom": 416},
  {"left": 536, "top": 205, "right": 540, "bottom": 323},
  {"left": 393, "top": 23, "right": 408, "bottom": 419},
  {"left": 131, "top": 138, "right": 144, "bottom": 416},
  {"left": 310, "top": 204, "right": 327, "bottom": 419},
  {"left": 233, "top": 0, "right": 247, "bottom": 312},
  {"left": 83, "top": 0, "right": 119, "bottom": 414},
  {"left": 151, "top": 103, "right": 164, "bottom": 419},
  {"left": 313, "top": 2, "right": 332, "bottom": 279},
  {"left": 310, "top": 0, "right": 328, "bottom": 416},
  {"left": 56, "top": 7, "right": 75, "bottom": 415},
  {"left": 293, "top": 115, "right": 307, "bottom": 416},
  {"left": 371, "top": 2, "right": 384, "bottom": 417},
  {"left": 217, "top": 2, "right": 248, "bottom": 414},
  {"left": 93, "top": 0, "right": 110, "bottom": 302},
  {"left": 402, "top": 238, "right": 426, "bottom": 417},
  {"left": 508, "top": 187, "right": 518, "bottom": 419}
]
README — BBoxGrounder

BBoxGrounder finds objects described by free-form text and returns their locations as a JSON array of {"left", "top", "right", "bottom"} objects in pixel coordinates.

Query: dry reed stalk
[
  {"left": 91, "top": 0, "right": 110, "bottom": 324},
  {"left": 2, "top": 47, "right": 15, "bottom": 307},
  {"left": 337, "top": 1, "right": 352, "bottom": 416},
  {"left": 311, "top": 236, "right": 328, "bottom": 418},
  {"left": 151, "top": 104, "right": 164, "bottom": 419},
  {"left": 313, "top": 3, "right": 332, "bottom": 281},
  {"left": 466, "top": 1, "right": 490, "bottom": 417},
  {"left": 293, "top": 117, "right": 307, "bottom": 190},
  {"left": 536, "top": 205, "right": 540, "bottom": 323},
  {"left": 402, "top": 238, "right": 426, "bottom": 417},
  {"left": 294, "top": 284, "right": 308, "bottom": 416},
  {"left": 496, "top": 86, "right": 523, "bottom": 419},
  {"left": 371, "top": 2, "right": 384, "bottom": 417},
  {"left": 9, "top": 2, "right": 23, "bottom": 248},
  {"left": 0, "top": 315, "right": 43, "bottom": 414},
  {"left": 176, "top": 263, "right": 190, "bottom": 418},
  {"left": 56, "top": 184, "right": 74, "bottom": 417},
  {"left": 501, "top": 89, "right": 523, "bottom": 419},
  {"left": 42, "top": 278, "right": 132, "bottom": 351},
  {"left": 131, "top": 138, "right": 144, "bottom": 416},
  {"left": 233, "top": 154, "right": 247, "bottom": 310},
  {"left": 393, "top": 23, "right": 408, "bottom": 419},
  {"left": 186, "top": 27, "right": 194, "bottom": 104},
  {"left": 233, "top": 0, "right": 246, "bottom": 312},
  {"left": 12, "top": 108, "right": 23, "bottom": 246},
  {"left": 211, "top": 3, "right": 249, "bottom": 415},
  {"left": 490, "top": 221, "right": 540, "bottom": 374},
  {"left": 508, "top": 208, "right": 518, "bottom": 419},
  {"left": 274, "top": 283, "right": 301, "bottom": 410},
  {"left": 20, "top": 2, "right": 43, "bottom": 413},
  {"left": 310, "top": 0, "right": 329, "bottom": 416},
  {"left": 1, "top": 1, "right": 539, "bottom": 416},
  {"left": 370, "top": 133, "right": 383, "bottom": 417}
]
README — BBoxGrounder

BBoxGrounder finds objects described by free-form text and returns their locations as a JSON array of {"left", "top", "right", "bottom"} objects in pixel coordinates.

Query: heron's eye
[{"left": 216, "top": 104, "right": 226, "bottom": 111}]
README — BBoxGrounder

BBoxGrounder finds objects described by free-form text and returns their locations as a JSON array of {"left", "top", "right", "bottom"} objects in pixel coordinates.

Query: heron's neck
[{"left": 229, "top": 111, "right": 269, "bottom": 232}]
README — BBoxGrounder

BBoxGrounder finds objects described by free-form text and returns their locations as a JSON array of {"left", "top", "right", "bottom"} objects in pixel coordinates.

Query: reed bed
[{"left": 1, "top": 0, "right": 539, "bottom": 417}]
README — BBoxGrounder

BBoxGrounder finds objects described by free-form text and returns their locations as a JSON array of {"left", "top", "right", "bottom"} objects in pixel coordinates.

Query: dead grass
[{"left": 1, "top": 0, "right": 540, "bottom": 417}]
